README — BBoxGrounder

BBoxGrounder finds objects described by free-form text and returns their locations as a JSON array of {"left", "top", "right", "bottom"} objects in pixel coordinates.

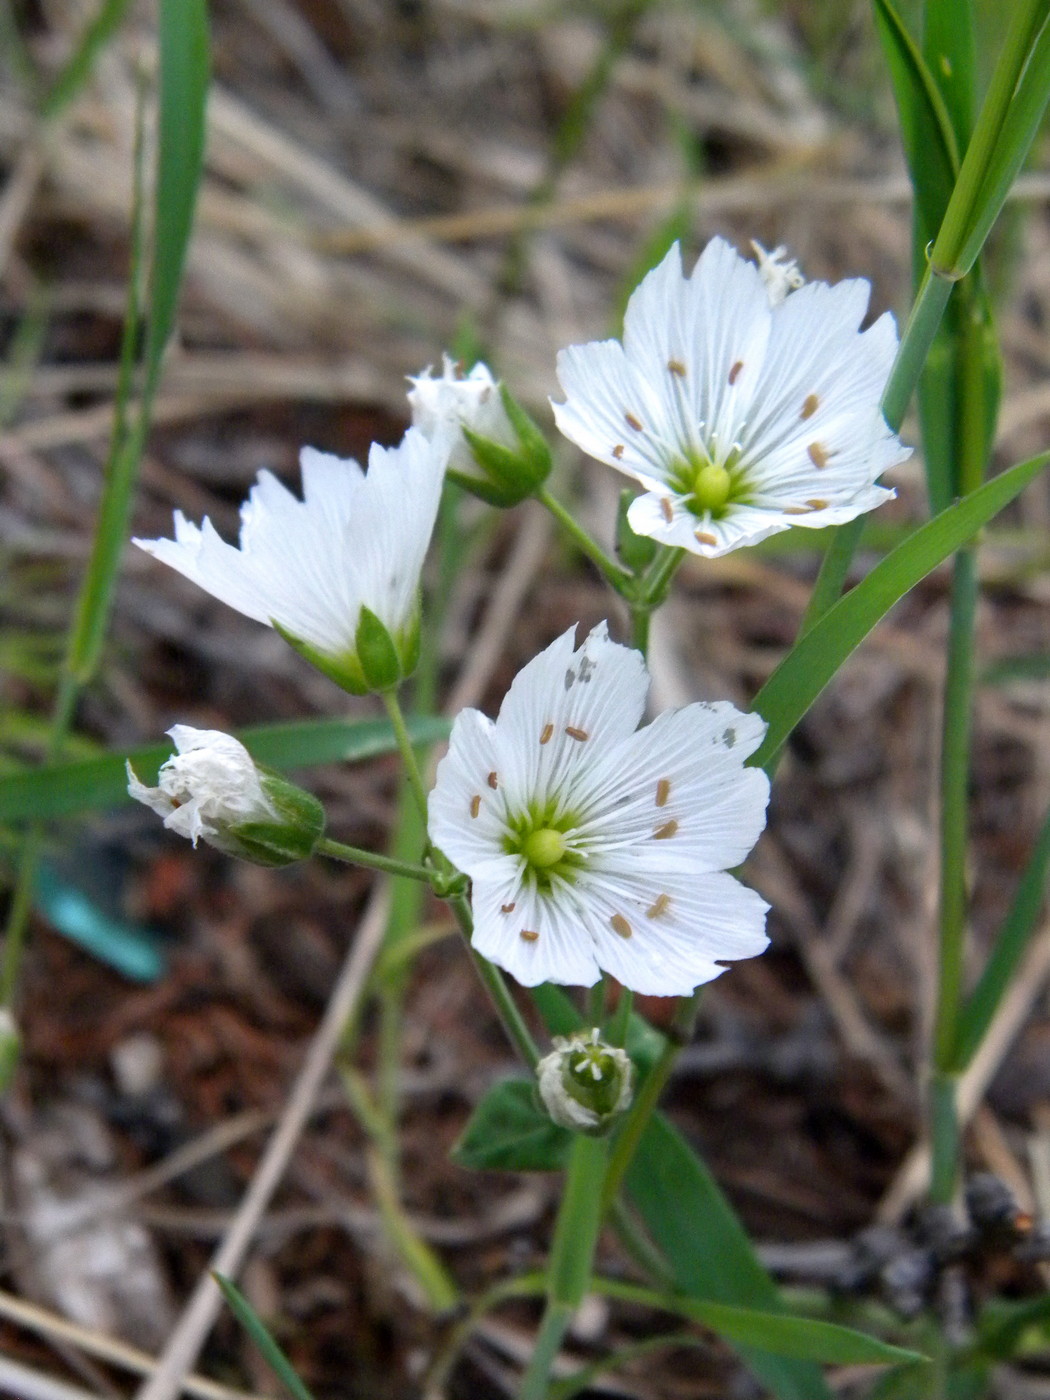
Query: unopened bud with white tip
[
  {"left": 127, "top": 726, "right": 325, "bottom": 867},
  {"left": 536, "top": 1028, "right": 634, "bottom": 1135}
]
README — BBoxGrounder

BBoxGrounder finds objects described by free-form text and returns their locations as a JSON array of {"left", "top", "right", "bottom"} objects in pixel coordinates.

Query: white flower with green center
[
  {"left": 133, "top": 427, "right": 448, "bottom": 693},
  {"left": 552, "top": 238, "right": 909, "bottom": 558},
  {"left": 428, "top": 623, "right": 770, "bottom": 994}
]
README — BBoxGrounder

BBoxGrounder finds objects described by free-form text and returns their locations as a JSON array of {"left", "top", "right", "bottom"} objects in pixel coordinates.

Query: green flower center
[
  {"left": 564, "top": 1044, "right": 625, "bottom": 1117},
  {"left": 522, "top": 827, "right": 568, "bottom": 869},
  {"left": 668, "top": 444, "right": 747, "bottom": 519},
  {"left": 691, "top": 463, "right": 731, "bottom": 511}
]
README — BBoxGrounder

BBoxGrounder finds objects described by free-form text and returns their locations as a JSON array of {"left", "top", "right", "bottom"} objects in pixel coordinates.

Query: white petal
[
  {"left": 428, "top": 708, "right": 510, "bottom": 878},
  {"left": 627, "top": 493, "right": 789, "bottom": 557},
  {"left": 494, "top": 623, "right": 649, "bottom": 816},
  {"left": 471, "top": 874, "right": 602, "bottom": 987},
  {"left": 580, "top": 867, "right": 769, "bottom": 995},
  {"left": 553, "top": 339, "right": 672, "bottom": 486},
  {"left": 569, "top": 702, "right": 770, "bottom": 874}
]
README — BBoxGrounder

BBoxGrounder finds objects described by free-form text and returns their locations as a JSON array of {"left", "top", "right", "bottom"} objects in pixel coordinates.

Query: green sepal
[
  {"left": 272, "top": 618, "right": 370, "bottom": 695},
  {"left": 455, "top": 386, "right": 552, "bottom": 508},
  {"left": 615, "top": 489, "right": 658, "bottom": 572},
  {"left": 224, "top": 770, "right": 326, "bottom": 867},
  {"left": 354, "top": 605, "right": 403, "bottom": 692}
]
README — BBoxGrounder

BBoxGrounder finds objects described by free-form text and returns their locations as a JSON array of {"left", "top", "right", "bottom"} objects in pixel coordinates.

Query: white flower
[
  {"left": 428, "top": 623, "right": 770, "bottom": 994},
  {"left": 408, "top": 355, "right": 516, "bottom": 476},
  {"left": 537, "top": 1029, "right": 634, "bottom": 1134},
  {"left": 127, "top": 726, "right": 276, "bottom": 848},
  {"left": 127, "top": 726, "right": 325, "bottom": 864},
  {"left": 750, "top": 240, "right": 806, "bottom": 306},
  {"left": 133, "top": 427, "right": 448, "bottom": 692},
  {"left": 552, "top": 238, "right": 909, "bottom": 558}
]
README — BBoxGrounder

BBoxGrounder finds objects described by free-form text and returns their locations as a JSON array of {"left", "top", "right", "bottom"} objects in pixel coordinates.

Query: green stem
[
  {"left": 380, "top": 688, "right": 432, "bottom": 828},
  {"left": 641, "top": 545, "right": 686, "bottom": 606},
  {"left": 587, "top": 977, "right": 606, "bottom": 1027},
  {"left": 607, "top": 988, "right": 632, "bottom": 1048},
  {"left": 448, "top": 891, "right": 540, "bottom": 1069},
  {"left": 535, "top": 486, "right": 631, "bottom": 592},
  {"left": 519, "top": 1134, "right": 610, "bottom": 1400},
  {"left": 929, "top": 1069, "right": 961, "bottom": 1205},
  {"left": 315, "top": 836, "right": 432, "bottom": 884},
  {"left": 930, "top": 547, "right": 978, "bottom": 1196}
]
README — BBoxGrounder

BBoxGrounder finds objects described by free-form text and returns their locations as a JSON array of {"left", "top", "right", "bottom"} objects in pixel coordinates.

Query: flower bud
[
  {"left": 536, "top": 1028, "right": 633, "bottom": 1136},
  {"left": 408, "top": 356, "right": 551, "bottom": 507},
  {"left": 127, "top": 726, "right": 325, "bottom": 866},
  {"left": 750, "top": 240, "right": 805, "bottom": 306}
]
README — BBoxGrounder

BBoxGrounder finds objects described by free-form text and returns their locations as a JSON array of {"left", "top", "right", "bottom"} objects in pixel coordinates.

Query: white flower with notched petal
[
  {"left": 133, "top": 427, "right": 447, "bottom": 693},
  {"left": 428, "top": 623, "right": 770, "bottom": 994},
  {"left": 127, "top": 725, "right": 325, "bottom": 865},
  {"left": 552, "top": 238, "right": 909, "bottom": 558}
]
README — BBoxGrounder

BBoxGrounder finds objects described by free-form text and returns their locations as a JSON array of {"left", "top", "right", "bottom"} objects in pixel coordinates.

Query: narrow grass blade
[
  {"left": 0, "top": 716, "right": 450, "bottom": 823},
  {"left": 953, "top": 800, "right": 1050, "bottom": 1068},
  {"left": 595, "top": 1278, "right": 926, "bottom": 1367},
  {"left": 921, "top": 0, "right": 977, "bottom": 146},
  {"left": 213, "top": 1272, "right": 315, "bottom": 1400},
  {"left": 40, "top": 0, "right": 133, "bottom": 119},
  {"left": 750, "top": 451, "right": 1049, "bottom": 771}
]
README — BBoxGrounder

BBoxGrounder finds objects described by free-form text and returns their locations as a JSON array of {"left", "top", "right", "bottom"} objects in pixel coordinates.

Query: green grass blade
[
  {"left": 627, "top": 1114, "right": 830, "bottom": 1399},
  {"left": 750, "top": 451, "right": 1049, "bottom": 771},
  {"left": 954, "top": 14, "right": 1050, "bottom": 276},
  {"left": 872, "top": 0, "right": 959, "bottom": 240},
  {"left": 213, "top": 1273, "right": 315, "bottom": 1400},
  {"left": 922, "top": 0, "right": 977, "bottom": 146},
  {"left": 0, "top": 716, "right": 450, "bottom": 823},
  {"left": 40, "top": 0, "right": 134, "bottom": 119},
  {"left": 595, "top": 1279, "right": 927, "bottom": 1367},
  {"left": 953, "top": 799, "right": 1050, "bottom": 1068}
]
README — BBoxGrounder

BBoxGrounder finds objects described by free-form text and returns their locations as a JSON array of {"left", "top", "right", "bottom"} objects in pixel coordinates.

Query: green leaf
[
  {"left": 922, "top": 0, "right": 977, "bottom": 146},
  {"left": 40, "top": 0, "right": 134, "bottom": 120},
  {"left": 214, "top": 1272, "right": 315, "bottom": 1400},
  {"left": 873, "top": 0, "right": 959, "bottom": 243},
  {"left": 452, "top": 1078, "right": 572, "bottom": 1172},
  {"left": 0, "top": 715, "right": 450, "bottom": 823},
  {"left": 751, "top": 451, "right": 1050, "bottom": 770},
  {"left": 595, "top": 1279, "right": 927, "bottom": 1367},
  {"left": 977, "top": 1292, "right": 1050, "bottom": 1360},
  {"left": 627, "top": 1113, "right": 831, "bottom": 1400},
  {"left": 866, "top": 1361, "right": 942, "bottom": 1399}
]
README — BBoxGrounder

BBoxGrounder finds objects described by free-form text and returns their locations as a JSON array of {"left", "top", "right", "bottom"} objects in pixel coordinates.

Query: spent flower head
[
  {"left": 428, "top": 623, "right": 770, "bottom": 994},
  {"left": 408, "top": 355, "right": 551, "bottom": 506},
  {"left": 134, "top": 427, "right": 447, "bottom": 693},
  {"left": 552, "top": 237, "right": 909, "bottom": 558},
  {"left": 127, "top": 726, "right": 324, "bottom": 866},
  {"left": 537, "top": 1028, "right": 633, "bottom": 1135}
]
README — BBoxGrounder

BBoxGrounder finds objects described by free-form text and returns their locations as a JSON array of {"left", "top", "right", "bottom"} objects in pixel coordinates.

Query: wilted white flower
[
  {"left": 133, "top": 428, "right": 447, "bottom": 693},
  {"left": 127, "top": 725, "right": 324, "bottom": 865},
  {"left": 428, "top": 623, "right": 770, "bottom": 994},
  {"left": 750, "top": 239, "right": 806, "bottom": 306},
  {"left": 537, "top": 1028, "right": 634, "bottom": 1134},
  {"left": 408, "top": 355, "right": 551, "bottom": 507},
  {"left": 408, "top": 356, "right": 516, "bottom": 476},
  {"left": 552, "top": 238, "right": 908, "bottom": 558}
]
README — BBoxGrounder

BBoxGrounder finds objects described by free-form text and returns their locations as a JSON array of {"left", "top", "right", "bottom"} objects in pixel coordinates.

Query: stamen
[
  {"left": 610, "top": 913, "right": 633, "bottom": 939},
  {"left": 807, "top": 442, "right": 829, "bottom": 470},
  {"left": 646, "top": 893, "right": 671, "bottom": 919},
  {"left": 806, "top": 498, "right": 829, "bottom": 510},
  {"left": 694, "top": 530, "right": 718, "bottom": 546},
  {"left": 667, "top": 358, "right": 687, "bottom": 378},
  {"left": 660, "top": 497, "right": 674, "bottom": 523},
  {"left": 654, "top": 819, "right": 679, "bottom": 840},
  {"left": 539, "top": 722, "right": 554, "bottom": 745},
  {"left": 655, "top": 778, "right": 671, "bottom": 807},
  {"left": 625, "top": 411, "right": 644, "bottom": 431},
  {"left": 501, "top": 902, "right": 516, "bottom": 913},
  {"left": 520, "top": 929, "right": 539, "bottom": 942},
  {"left": 728, "top": 360, "right": 744, "bottom": 385},
  {"left": 783, "top": 506, "right": 810, "bottom": 516},
  {"left": 565, "top": 726, "right": 589, "bottom": 742},
  {"left": 801, "top": 393, "right": 820, "bottom": 420},
  {"left": 470, "top": 794, "right": 481, "bottom": 818},
  {"left": 612, "top": 444, "right": 625, "bottom": 459},
  {"left": 487, "top": 771, "right": 499, "bottom": 789}
]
